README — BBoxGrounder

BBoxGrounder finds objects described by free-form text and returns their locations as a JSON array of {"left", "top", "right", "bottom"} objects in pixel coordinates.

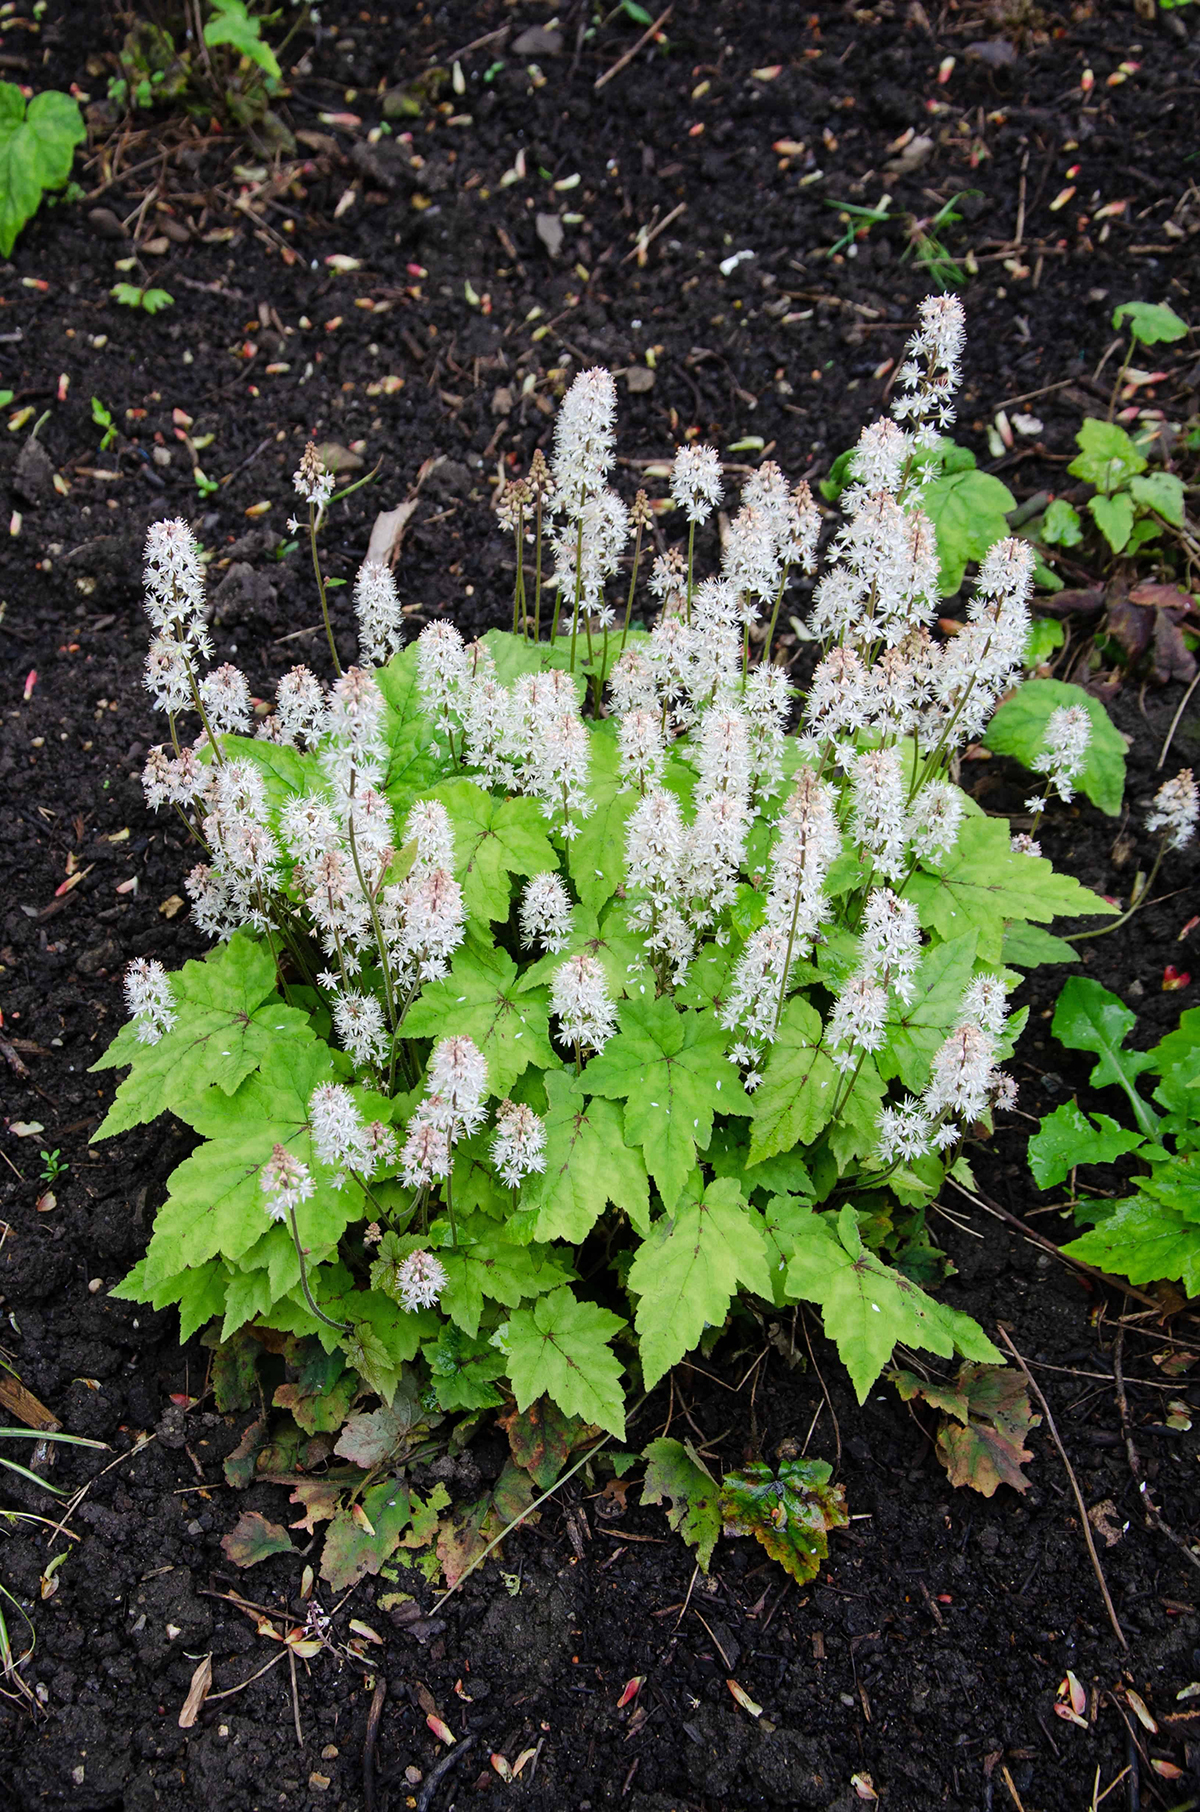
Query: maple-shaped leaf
[
  {"left": 567, "top": 725, "right": 639, "bottom": 911},
  {"left": 893, "top": 1364, "right": 1040, "bottom": 1497},
  {"left": 785, "top": 1205, "right": 1000, "bottom": 1402},
  {"left": 433, "top": 778, "right": 559, "bottom": 925},
  {"left": 319, "top": 1479, "right": 417, "bottom": 1593},
  {"left": 627, "top": 1174, "right": 772, "bottom": 1388},
  {"left": 499, "top": 1395, "right": 598, "bottom": 1490},
  {"left": 515, "top": 1069, "right": 650, "bottom": 1243},
  {"left": 877, "top": 932, "right": 979, "bottom": 1093},
  {"left": 431, "top": 1212, "right": 571, "bottom": 1339},
  {"left": 907, "top": 816, "right": 1115, "bottom": 962},
  {"left": 502, "top": 1285, "right": 627, "bottom": 1437},
  {"left": 423, "top": 1322, "right": 508, "bottom": 1411},
  {"left": 719, "top": 1458, "right": 849, "bottom": 1584},
  {"left": 641, "top": 1437, "right": 721, "bottom": 1571},
  {"left": 523, "top": 901, "right": 647, "bottom": 1003},
  {"left": 747, "top": 995, "right": 838, "bottom": 1166},
  {"left": 584, "top": 993, "right": 751, "bottom": 1211},
  {"left": 1027, "top": 1102, "right": 1144, "bottom": 1191},
  {"left": 404, "top": 936, "right": 555, "bottom": 1097},
  {"left": 91, "top": 932, "right": 316, "bottom": 1138},
  {"left": 220, "top": 1509, "right": 295, "bottom": 1569}
]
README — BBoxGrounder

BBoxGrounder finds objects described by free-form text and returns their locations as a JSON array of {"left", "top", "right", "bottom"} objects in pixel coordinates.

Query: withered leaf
[
  {"left": 1151, "top": 609, "right": 1197, "bottom": 687},
  {"left": 932, "top": 1364, "right": 1040, "bottom": 1497},
  {"left": 220, "top": 1509, "right": 296, "bottom": 1568},
  {"left": 498, "top": 1395, "right": 597, "bottom": 1490},
  {"left": 719, "top": 1458, "right": 848, "bottom": 1584}
]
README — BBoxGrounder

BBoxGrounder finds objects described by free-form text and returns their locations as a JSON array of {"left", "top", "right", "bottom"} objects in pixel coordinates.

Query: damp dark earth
[{"left": 2, "top": 3, "right": 1200, "bottom": 1810}]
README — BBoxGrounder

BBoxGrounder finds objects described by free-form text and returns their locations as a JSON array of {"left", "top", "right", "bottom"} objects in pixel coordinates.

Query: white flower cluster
[
  {"left": 876, "top": 976, "right": 1015, "bottom": 1163},
  {"left": 123, "top": 957, "right": 176, "bottom": 1045},
  {"left": 1030, "top": 704, "right": 1093, "bottom": 807},
  {"left": 1147, "top": 767, "right": 1198, "bottom": 851}
]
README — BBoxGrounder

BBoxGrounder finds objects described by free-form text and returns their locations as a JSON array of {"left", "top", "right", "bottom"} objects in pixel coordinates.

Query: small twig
[
  {"left": 362, "top": 1674, "right": 386, "bottom": 1812},
  {"left": 620, "top": 200, "right": 687, "bottom": 265},
  {"left": 205, "top": 1648, "right": 289, "bottom": 1702},
  {"left": 414, "top": 1733, "right": 478, "bottom": 1812},
  {"left": 996, "top": 1327, "right": 1127, "bottom": 1650},
  {"left": 672, "top": 1561, "right": 701, "bottom": 1633},
  {"left": 288, "top": 1645, "right": 303, "bottom": 1748},
  {"left": 1001, "top": 1765, "right": 1028, "bottom": 1812},
  {"left": 1158, "top": 665, "right": 1200, "bottom": 770},
  {"left": 801, "top": 1306, "right": 842, "bottom": 1472},
  {"left": 595, "top": 5, "right": 673, "bottom": 91}
]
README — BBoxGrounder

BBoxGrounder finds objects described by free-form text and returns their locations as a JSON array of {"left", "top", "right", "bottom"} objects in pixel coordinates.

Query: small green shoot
[
  {"left": 110, "top": 283, "right": 176, "bottom": 315},
  {"left": 38, "top": 1149, "right": 68, "bottom": 1185},
  {"left": 91, "top": 396, "right": 118, "bottom": 453}
]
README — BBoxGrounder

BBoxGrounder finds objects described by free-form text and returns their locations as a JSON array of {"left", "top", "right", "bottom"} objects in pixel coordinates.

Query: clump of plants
[
  {"left": 97, "top": 298, "right": 1131, "bottom": 1577},
  {"left": 104, "top": 1, "right": 303, "bottom": 149}
]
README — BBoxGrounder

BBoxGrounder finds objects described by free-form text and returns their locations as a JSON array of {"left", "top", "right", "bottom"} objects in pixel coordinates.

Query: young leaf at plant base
[
  {"left": 0, "top": 83, "right": 86, "bottom": 257},
  {"left": 1051, "top": 978, "right": 1160, "bottom": 1136},
  {"left": 719, "top": 1459, "right": 849, "bottom": 1584},
  {"left": 1027, "top": 1101, "right": 1144, "bottom": 1191},
  {"left": 642, "top": 1437, "right": 721, "bottom": 1571}
]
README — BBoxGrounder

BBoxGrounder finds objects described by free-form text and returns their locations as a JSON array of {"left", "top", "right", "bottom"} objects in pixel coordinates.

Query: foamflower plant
[{"left": 97, "top": 297, "right": 1118, "bottom": 1432}]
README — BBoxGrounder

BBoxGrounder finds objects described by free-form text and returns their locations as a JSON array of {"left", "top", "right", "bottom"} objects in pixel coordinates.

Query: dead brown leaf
[{"left": 178, "top": 1654, "right": 212, "bottom": 1729}]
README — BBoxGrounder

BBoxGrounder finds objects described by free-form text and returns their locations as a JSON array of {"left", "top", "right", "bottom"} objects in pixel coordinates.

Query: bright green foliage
[
  {"left": 1128, "top": 471, "right": 1185, "bottom": 528},
  {"left": 1069, "top": 419, "right": 1147, "bottom": 493},
  {"left": 204, "top": 0, "right": 282, "bottom": 80},
  {"left": 983, "top": 679, "right": 1127, "bottom": 816},
  {"left": 92, "top": 933, "right": 316, "bottom": 1138},
  {"left": 0, "top": 83, "right": 86, "bottom": 257},
  {"left": 1051, "top": 977, "right": 1160, "bottom": 1136},
  {"left": 628, "top": 1175, "right": 772, "bottom": 1388},
  {"left": 568, "top": 729, "right": 638, "bottom": 910},
  {"left": 434, "top": 1214, "right": 570, "bottom": 1340},
  {"left": 432, "top": 780, "right": 558, "bottom": 923},
  {"left": 1027, "top": 1102, "right": 1144, "bottom": 1191},
  {"left": 1040, "top": 500, "right": 1083, "bottom": 548},
  {"left": 1064, "top": 406, "right": 1186, "bottom": 563},
  {"left": 424, "top": 1323, "right": 508, "bottom": 1410},
  {"left": 1112, "top": 300, "right": 1188, "bottom": 345},
  {"left": 584, "top": 994, "right": 751, "bottom": 1211},
  {"left": 405, "top": 937, "right": 554, "bottom": 1094},
  {"left": 747, "top": 996, "right": 838, "bottom": 1163},
  {"left": 907, "top": 816, "right": 1115, "bottom": 959},
  {"left": 921, "top": 452, "right": 1016, "bottom": 595},
  {"left": 785, "top": 1206, "right": 1000, "bottom": 1401},
  {"left": 879, "top": 933, "right": 979, "bottom": 1092},
  {"left": 1001, "top": 922, "right": 1079, "bottom": 969},
  {"left": 111, "top": 283, "right": 175, "bottom": 314},
  {"left": 515, "top": 1071, "right": 650, "bottom": 1242},
  {"left": 719, "top": 1458, "right": 849, "bottom": 1583},
  {"left": 501, "top": 1287, "right": 628, "bottom": 1437},
  {"left": 1062, "top": 1157, "right": 1200, "bottom": 1296},
  {"left": 641, "top": 1438, "right": 721, "bottom": 1570}
]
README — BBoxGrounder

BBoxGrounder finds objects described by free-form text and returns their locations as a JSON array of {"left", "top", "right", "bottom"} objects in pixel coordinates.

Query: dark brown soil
[{"left": 2, "top": 4, "right": 1200, "bottom": 1810}]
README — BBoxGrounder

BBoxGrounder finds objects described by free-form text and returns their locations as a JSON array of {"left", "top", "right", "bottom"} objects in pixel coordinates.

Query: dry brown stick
[
  {"left": 997, "top": 1326, "right": 1127, "bottom": 1650},
  {"left": 1113, "top": 1326, "right": 1200, "bottom": 1578},
  {"left": 287, "top": 1646, "right": 303, "bottom": 1748},
  {"left": 945, "top": 1179, "right": 1162, "bottom": 1312},
  {"left": 362, "top": 1674, "right": 387, "bottom": 1812},
  {"left": 620, "top": 200, "right": 687, "bottom": 265},
  {"left": 595, "top": 5, "right": 673, "bottom": 91}
]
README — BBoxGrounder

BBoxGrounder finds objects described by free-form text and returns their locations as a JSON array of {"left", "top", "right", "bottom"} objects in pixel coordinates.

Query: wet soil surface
[{"left": 2, "top": 3, "right": 1200, "bottom": 1808}]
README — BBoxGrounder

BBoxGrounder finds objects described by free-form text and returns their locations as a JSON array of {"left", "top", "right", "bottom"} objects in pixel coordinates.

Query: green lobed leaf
[
  {"left": 983, "top": 679, "right": 1127, "bottom": 817},
  {"left": 719, "top": 1458, "right": 849, "bottom": 1584},
  {"left": 220, "top": 1510, "right": 295, "bottom": 1569},
  {"left": 203, "top": 0, "right": 282, "bottom": 80},
  {"left": 516, "top": 1069, "right": 650, "bottom": 1243},
  {"left": 1112, "top": 300, "right": 1188, "bottom": 346},
  {"left": 273, "top": 1343, "right": 358, "bottom": 1435},
  {"left": 747, "top": 995, "right": 838, "bottom": 1166},
  {"left": 432, "top": 778, "right": 559, "bottom": 924},
  {"left": 1051, "top": 976, "right": 1160, "bottom": 1136},
  {"left": 1039, "top": 500, "right": 1082, "bottom": 548},
  {"left": 432, "top": 1212, "right": 572, "bottom": 1339},
  {"left": 91, "top": 932, "right": 316, "bottom": 1138},
  {"left": 502, "top": 1285, "right": 627, "bottom": 1437},
  {"left": 1129, "top": 471, "right": 1185, "bottom": 527},
  {"left": 319, "top": 1479, "right": 416, "bottom": 1593},
  {"left": 1149, "top": 1009, "right": 1200, "bottom": 1090},
  {"left": 922, "top": 465, "right": 1016, "bottom": 595},
  {"left": 523, "top": 902, "right": 646, "bottom": 1002},
  {"left": 423, "top": 1323, "right": 508, "bottom": 1411},
  {"left": 1027, "top": 1102, "right": 1144, "bottom": 1191},
  {"left": 583, "top": 993, "right": 752, "bottom": 1211},
  {"left": 1061, "top": 1160, "right": 1200, "bottom": 1296},
  {"left": 641, "top": 1437, "right": 721, "bottom": 1571},
  {"left": 627, "top": 1175, "right": 772, "bottom": 1389},
  {"left": 0, "top": 84, "right": 86, "bottom": 258},
  {"left": 1089, "top": 491, "right": 1134, "bottom": 553},
  {"left": 878, "top": 932, "right": 979, "bottom": 1093},
  {"left": 1001, "top": 922, "right": 1080, "bottom": 968},
  {"left": 567, "top": 726, "right": 638, "bottom": 911},
  {"left": 1068, "top": 418, "right": 1147, "bottom": 492},
  {"left": 109, "top": 1256, "right": 228, "bottom": 1345},
  {"left": 405, "top": 937, "right": 555, "bottom": 1096},
  {"left": 785, "top": 1205, "right": 1000, "bottom": 1401},
  {"left": 908, "top": 815, "right": 1116, "bottom": 959}
]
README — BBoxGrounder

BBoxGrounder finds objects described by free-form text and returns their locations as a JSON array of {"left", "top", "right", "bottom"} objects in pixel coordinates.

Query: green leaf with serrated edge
[
  {"left": 627, "top": 1175, "right": 773, "bottom": 1389},
  {"left": 568, "top": 725, "right": 637, "bottom": 911},
  {"left": 584, "top": 993, "right": 751, "bottom": 1211},
  {"left": 266, "top": 1264, "right": 440, "bottom": 1376},
  {"left": 759, "top": 1192, "right": 821, "bottom": 1307},
  {"left": 641, "top": 1437, "right": 721, "bottom": 1571},
  {"left": 499, "top": 1395, "right": 596, "bottom": 1490},
  {"left": 1052, "top": 976, "right": 1160, "bottom": 1136},
  {"left": 1069, "top": 418, "right": 1147, "bottom": 491},
  {"left": 707, "top": 1127, "right": 814, "bottom": 1200},
  {"left": 221, "top": 1267, "right": 275, "bottom": 1341},
  {"left": 503, "top": 1285, "right": 627, "bottom": 1437},
  {"left": 1130, "top": 470, "right": 1186, "bottom": 526},
  {"left": 907, "top": 816, "right": 1116, "bottom": 960},
  {"left": 320, "top": 1479, "right": 416, "bottom": 1593},
  {"left": 221, "top": 1510, "right": 295, "bottom": 1569},
  {"left": 1002, "top": 921, "right": 1080, "bottom": 968},
  {"left": 109, "top": 1256, "right": 228, "bottom": 1345},
  {"left": 1149, "top": 1009, "right": 1200, "bottom": 1088},
  {"left": 432, "top": 778, "right": 558, "bottom": 924},
  {"left": 431, "top": 1212, "right": 571, "bottom": 1338},
  {"left": 1027, "top": 1102, "right": 1144, "bottom": 1191},
  {"left": 91, "top": 932, "right": 316, "bottom": 1138},
  {"left": 922, "top": 466, "right": 1016, "bottom": 594},
  {"left": 889, "top": 1368, "right": 970, "bottom": 1421},
  {"left": 204, "top": 0, "right": 282, "bottom": 79},
  {"left": 375, "top": 641, "right": 452, "bottom": 815},
  {"left": 877, "top": 933, "right": 978, "bottom": 1093},
  {"left": 1112, "top": 300, "right": 1188, "bottom": 346},
  {"left": 785, "top": 1204, "right": 1000, "bottom": 1402},
  {"left": 138, "top": 1043, "right": 364, "bottom": 1288},
  {"left": 404, "top": 938, "right": 554, "bottom": 1096},
  {"left": 826, "top": 1059, "right": 886, "bottom": 1170},
  {"left": 983, "top": 679, "right": 1127, "bottom": 817},
  {"left": 0, "top": 84, "right": 86, "bottom": 257},
  {"left": 747, "top": 995, "right": 838, "bottom": 1166},
  {"left": 1088, "top": 490, "right": 1134, "bottom": 553},
  {"left": 516, "top": 1069, "right": 650, "bottom": 1243},
  {"left": 1061, "top": 1182, "right": 1200, "bottom": 1297},
  {"left": 423, "top": 1324, "right": 507, "bottom": 1411},
  {"left": 524, "top": 903, "right": 647, "bottom": 1002},
  {"left": 217, "top": 735, "right": 319, "bottom": 819},
  {"left": 1039, "top": 501, "right": 1082, "bottom": 549},
  {"left": 719, "top": 1459, "right": 849, "bottom": 1584}
]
